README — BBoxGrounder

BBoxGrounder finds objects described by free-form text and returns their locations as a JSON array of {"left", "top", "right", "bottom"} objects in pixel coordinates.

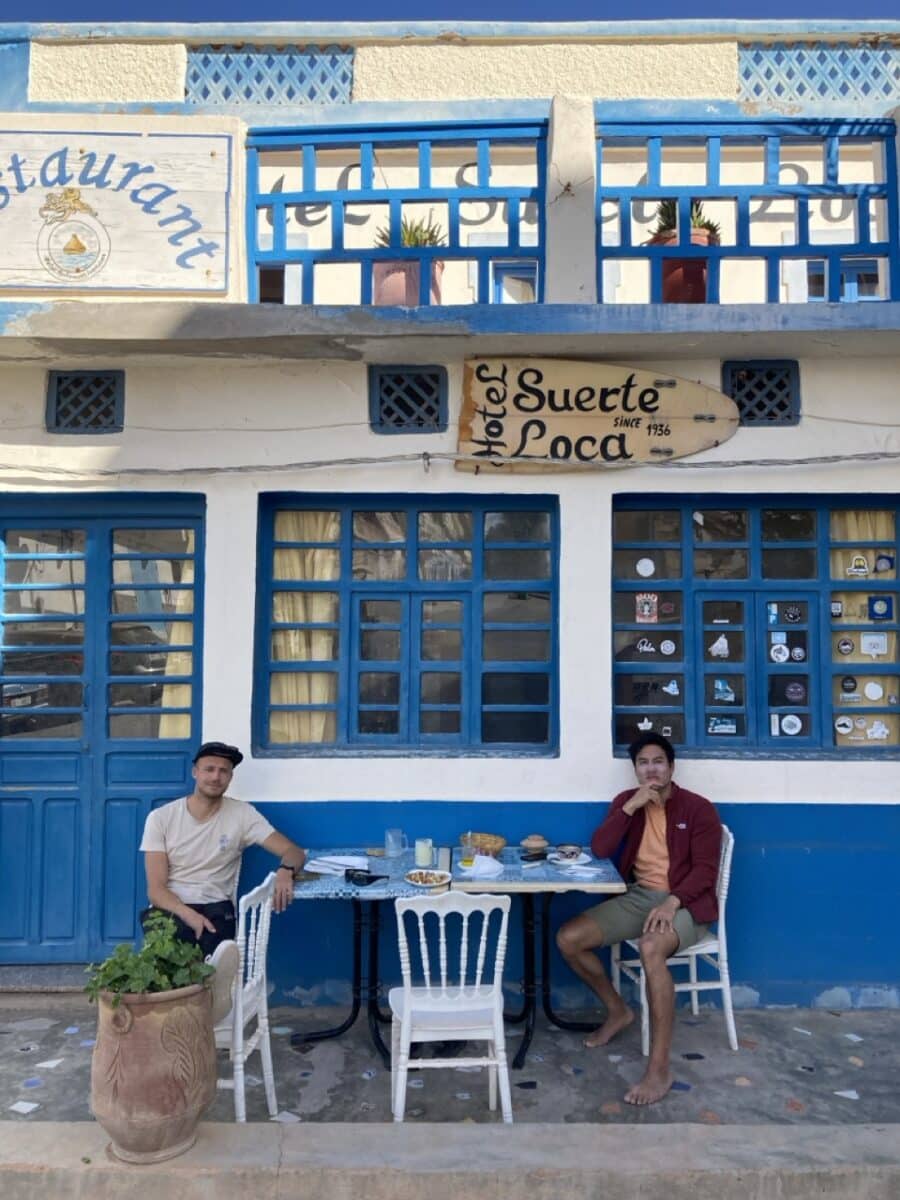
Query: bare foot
[
  {"left": 583, "top": 1006, "right": 634, "bottom": 1048},
  {"left": 624, "top": 1066, "right": 673, "bottom": 1106}
]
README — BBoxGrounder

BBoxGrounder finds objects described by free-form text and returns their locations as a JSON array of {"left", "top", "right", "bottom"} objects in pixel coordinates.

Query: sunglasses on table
[{"left": 344, "top": 869, "right": 390, "bottom": 886}]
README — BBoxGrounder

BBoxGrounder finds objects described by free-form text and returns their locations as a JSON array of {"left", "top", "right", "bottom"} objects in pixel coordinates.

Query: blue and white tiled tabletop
[
  {"left": 451, "top": 845, "right": 626, "bottom": 894},
  {"left": 293, "top": 847, "right": 439, "bottom": 901}
]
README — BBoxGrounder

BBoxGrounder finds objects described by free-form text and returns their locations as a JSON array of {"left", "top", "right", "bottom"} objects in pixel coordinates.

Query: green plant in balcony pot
[
  {"left": 647, "top": 198, "right": 721, "bottom": 303},
  {"left": 86, "top": 911, "right": 217, "bottom": 1164},
  {"left": 373, "top": 214, "right": 446, "bottom": 305}
]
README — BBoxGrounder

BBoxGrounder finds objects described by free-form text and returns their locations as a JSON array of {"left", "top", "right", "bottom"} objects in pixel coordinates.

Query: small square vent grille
[
  {"left": 46, "top": 371, "right": 125, "bottom": 434},
  {"left": 722, "top": 361, "right": 800, "bottom": 426},
  {"left": 368, "top": 367, "right": 448, "bottom": 435}
]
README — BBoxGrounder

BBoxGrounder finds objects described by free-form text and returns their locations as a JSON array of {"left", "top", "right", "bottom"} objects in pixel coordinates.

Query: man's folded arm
[{"left": 590, "top": 792, "right": 633, "bottom": 859}]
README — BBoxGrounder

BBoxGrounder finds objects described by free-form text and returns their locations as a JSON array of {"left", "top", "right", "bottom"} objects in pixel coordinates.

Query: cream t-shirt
[{"left": 140, "top": 795, "right": 276, "bottom": 904}]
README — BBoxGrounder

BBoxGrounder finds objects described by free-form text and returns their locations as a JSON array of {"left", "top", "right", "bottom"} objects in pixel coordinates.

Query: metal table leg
[
  {"left": 540, "top": 892, "right": 601, "bottom": 1033},
  {"left": 291, "top": 898, "right": 363, "bottom": 1050},
  {"left": 511, "top": 893, "right": 537, "bottom": 1069},
  {"left": 364, "top": 901, "right": 391, "bottom": 1068}
]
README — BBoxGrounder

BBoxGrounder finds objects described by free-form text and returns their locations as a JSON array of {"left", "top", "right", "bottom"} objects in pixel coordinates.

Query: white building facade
[{"left": 0, "top": 22, "right": 898, "bottom": 1009}]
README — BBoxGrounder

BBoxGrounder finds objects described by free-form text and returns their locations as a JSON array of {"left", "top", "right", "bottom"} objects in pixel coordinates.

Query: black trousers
[{"left": 140, "top": 900, "right": 236, "bottom": 959}]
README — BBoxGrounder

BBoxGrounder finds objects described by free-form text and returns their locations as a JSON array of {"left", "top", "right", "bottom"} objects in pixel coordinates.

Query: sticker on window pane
[
  {"left": 634, "top": 593, "right": 658, "bottom": 623},
  {"left": 359, "top": 673, "right": 400, "bottom": 704},
  {"left": 481, "top": 711, "right": 548, "bottom": 743},
  {"left": 692, "top": 510, "right": 748, "bottom": 542},
  {"left": 613, "top": 550, "right": 681, "bottom": 581},
  {"left": 614, "top": 591, "right": 681, "bottom": 624},
  {"left": 358, "top": 710, "right": 399, "bottom": 735},
  {"left": 421, "top": 630, "right": 461, "bottom": 661},
  {"left": 353, "top": 550, "right": 406, "bottom": 581},
  {"left": 834, "top": 713, "right": 898, "bottom": 746},
  {"left": 705, "top": 676, "right": 743, "bottom": 705},
  {"left": 483, "top": 592, "right": 551, "bottom": 622},
  {"left": 769, "top": 712, "right": 807, "bottom": 737},
  {"left": 831, "top": 548, "right": 896, "bottom": 580},
  {"left": 705, "top": 632, "right": 743, "bottom": 661},
  {"left": 360, "top": 630, "right": 401, "bottom": 660},
  {"left": 483, "top": 630, "right": 549, "bottom": 661},
  {"left": 706, "top": 714, "right": 743, "bottom": 736},
  {"left": 484, "top": 549, "right": 550, "bottom": 580},
  {"left": 614, "top": 633, "right": 682, "bottom": 662},
  {"left": 832, "top": 675, "right": 897, "bottom": 707},
  {"left": 830, "top": 592, "right": 898, "bottom": 626},
  {"left": 614, "top": 715, "right": 684, "bottom": 745},
  {"left": 703, "top": 600, "right": 743, "bottom": 626},
  {"left": 418, "top": 549, "right": 472, "bottom": 582},
  {"left": 484, "top": 512, "right": 550, "bottom": 542},
  {"left": 694, "top": 549, "right": 748, "bottom": 580},
  {"left": 768, "top": 675, "right": 808, "bottom": 706},
  {"left": 615, "top": 674, "right": 683, "bottom": 706}
]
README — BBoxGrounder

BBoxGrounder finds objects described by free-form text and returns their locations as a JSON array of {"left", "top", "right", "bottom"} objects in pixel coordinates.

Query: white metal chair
[
  {"left": 390, "top": 891, "right": 513, "bottom": 1123},
  {"left": 215, "top": 871, "right": 278, "bottom": 1121},
  {"left": 611, "top": 824, "right": 738, "bottom": 1055}
]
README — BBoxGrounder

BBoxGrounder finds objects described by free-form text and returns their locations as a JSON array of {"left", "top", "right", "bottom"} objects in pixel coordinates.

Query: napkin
[
  {"left": 305, "top": 855, "right": 368, "bottom": 875},
  {"left": 460, "top": 855, "right": 504, "bottom": 878}
]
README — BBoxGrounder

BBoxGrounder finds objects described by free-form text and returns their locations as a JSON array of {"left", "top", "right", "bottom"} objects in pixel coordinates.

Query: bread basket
[{"left": 462, "top": 831, "right": 507, "bottom": 858}]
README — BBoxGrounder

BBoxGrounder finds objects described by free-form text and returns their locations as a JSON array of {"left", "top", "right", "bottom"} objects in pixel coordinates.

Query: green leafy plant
[
  {"left": 649, "top": 198, "right": 720, "bottom": 244},
  {"left": 85, "top": 911, "right": 214, "bottom": 1006},
  {"left": 375, "top": 214, "right": 446, "bottom": 248}
]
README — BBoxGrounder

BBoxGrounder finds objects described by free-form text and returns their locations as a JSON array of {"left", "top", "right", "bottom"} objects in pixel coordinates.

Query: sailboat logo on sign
[{"left": 37, "top": 188, "right": 111, "bottom": 282}]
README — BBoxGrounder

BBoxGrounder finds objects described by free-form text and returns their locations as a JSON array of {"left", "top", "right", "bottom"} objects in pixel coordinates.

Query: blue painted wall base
[{"left": 240, "top": 801, "right": 900, "bottom": 1011}]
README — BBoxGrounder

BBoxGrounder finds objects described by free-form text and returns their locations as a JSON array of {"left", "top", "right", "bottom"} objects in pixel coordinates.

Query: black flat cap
[{"left": 193, "top": 741, "right": 244, "bottom": 767}]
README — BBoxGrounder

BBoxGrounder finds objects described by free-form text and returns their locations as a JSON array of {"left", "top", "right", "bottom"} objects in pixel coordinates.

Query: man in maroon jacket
[{"left": 556, "top": 732, "right": 722, "bottom": 1105}]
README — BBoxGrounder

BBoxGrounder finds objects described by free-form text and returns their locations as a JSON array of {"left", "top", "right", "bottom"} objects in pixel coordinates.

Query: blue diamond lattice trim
[
  {"left": 740, "top": 43, "right": 900, "bottom": 105},
  {"left": 186, "top": 45, "right": 353, "bottom": 106},
  {"left": 723, "top": 362, "right": 799, "bottom": 427}
]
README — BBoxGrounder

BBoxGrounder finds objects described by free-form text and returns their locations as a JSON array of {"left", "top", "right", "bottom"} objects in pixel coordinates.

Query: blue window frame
[
  {"left": 46, "top": 371, "right": 125, "bottom": 435},
  {"left": 368, "top": 366, "right": 448, "bottom": 435},
  {"left": 595, "top": 119, "right": 899, "bottom": 304},
  {"left": 254, "top": 494, "right": 559, "bottom": 755},
  {"left": 247, "top": 120, "right": 547, "bottom": 305},
  {"left": 613, "top": 496, "right": 899, "bottom": 758},
  {"left": 722, "top": 361, "right": 800, "bottom": 427}
]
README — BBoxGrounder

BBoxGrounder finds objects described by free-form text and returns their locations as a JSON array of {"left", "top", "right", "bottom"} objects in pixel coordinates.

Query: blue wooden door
[{"left": 0, "top": 495, "right": 204, "bottom": 963}]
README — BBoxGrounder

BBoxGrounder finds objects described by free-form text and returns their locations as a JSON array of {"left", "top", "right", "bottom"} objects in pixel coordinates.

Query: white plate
[
  {"left": 404, "top": 869, "right": 452, "bottom": 889},
  {"left": 547, "top": 852, "right": 591, "bottom": 867}
]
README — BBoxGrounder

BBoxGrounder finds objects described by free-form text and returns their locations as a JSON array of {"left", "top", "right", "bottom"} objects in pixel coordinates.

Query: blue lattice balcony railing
[
  {"left": 595, "top": 119, "right": 899, "bottom": 304},
  {"left": 247, "top": 121, "right": 547, "bottom": 306}
]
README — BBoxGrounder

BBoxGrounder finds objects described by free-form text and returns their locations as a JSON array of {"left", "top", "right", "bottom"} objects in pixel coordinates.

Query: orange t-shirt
[{"left": 633, "top": 800, "right": 669, "bottom": 892}]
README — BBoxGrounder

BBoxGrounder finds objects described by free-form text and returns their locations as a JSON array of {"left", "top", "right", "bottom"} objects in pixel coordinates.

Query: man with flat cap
[{"left": 139, "top": 741, "right": 306, "bottom": 1019}]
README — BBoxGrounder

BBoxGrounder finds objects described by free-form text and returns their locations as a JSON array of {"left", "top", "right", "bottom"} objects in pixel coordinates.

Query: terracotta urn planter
[
  {"left": 91, "top": 983, "right": 216, "bottom": 1164},
  {"left": 373, "top": 259, "right": 443, "bottom": 306},
  {"left": 648, "top": 229, "right": 715, "bottom": 303}
]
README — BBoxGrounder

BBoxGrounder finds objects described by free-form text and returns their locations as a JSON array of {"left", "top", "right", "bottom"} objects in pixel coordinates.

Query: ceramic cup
[{"left": 555, "top": 843, "right": 582, "bottom": 861}]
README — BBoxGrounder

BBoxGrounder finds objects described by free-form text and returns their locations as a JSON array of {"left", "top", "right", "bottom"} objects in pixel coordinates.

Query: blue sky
[{"left": 2, "top": 1, "right": 899, "bottom": 24}]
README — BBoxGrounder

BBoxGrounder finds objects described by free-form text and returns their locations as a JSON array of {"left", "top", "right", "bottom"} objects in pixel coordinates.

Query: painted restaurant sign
[
  {"left": 0, "top": 126, "right": 231, "bottom": 292},
  {"left": 457, "top": 358, "right": 739, "bottom": 471}
]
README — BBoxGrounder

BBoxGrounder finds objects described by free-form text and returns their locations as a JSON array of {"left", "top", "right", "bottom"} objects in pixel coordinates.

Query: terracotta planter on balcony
[
  {"left": 648, "top": 229, "right": 715, "bottom": 303},
  {"left": 373, "top": 260, "right": 444, "bottom": 306},
  {"left": 91, "top": 983, "right": 216, "bottom": 1164}
]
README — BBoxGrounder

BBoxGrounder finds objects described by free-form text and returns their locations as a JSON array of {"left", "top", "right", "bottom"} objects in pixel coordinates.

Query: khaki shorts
[{"left": 583, "top": 884, "right": 708, "bottom": 952}]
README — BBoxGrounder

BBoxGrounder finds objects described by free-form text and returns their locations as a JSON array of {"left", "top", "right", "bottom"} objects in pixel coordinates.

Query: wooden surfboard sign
[{"left": 457, "top": 358, "right": 739, "bottom": 472}]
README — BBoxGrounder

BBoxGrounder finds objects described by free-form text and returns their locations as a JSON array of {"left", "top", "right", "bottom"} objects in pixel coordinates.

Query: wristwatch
[{"left": 277, "top": 863, "right": 295, "bottom": 876}]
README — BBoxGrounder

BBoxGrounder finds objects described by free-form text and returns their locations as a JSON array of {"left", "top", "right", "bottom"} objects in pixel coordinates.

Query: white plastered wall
[
  {"left": 29, "top": 42, "right": 188, "bottom": 104},
  {"left": 353, "top": 41, "right": 739, "bottom": 102},
  {"left": 0, "top": 352, "right": 897, "bottom": 807}
]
